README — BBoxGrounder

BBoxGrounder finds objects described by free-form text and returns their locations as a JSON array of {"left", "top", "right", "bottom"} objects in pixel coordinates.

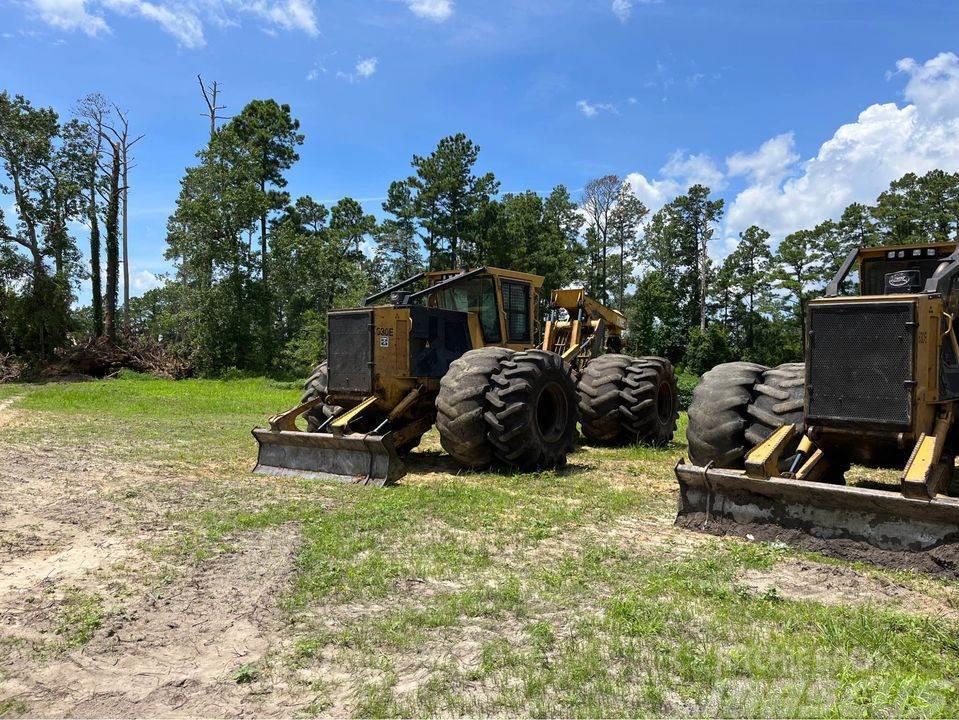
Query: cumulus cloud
[
  {"left": 24, "top": 0, "right": 318, "bottom": 46},
  {"left": 623, "top": 52, "right": 959, "bottom": 256},
  {"left": 577, "top": 99, "right": 617, "bottom": 118},
  {"left": 132, "top": 269, "right": 165, "bottom": 293},
  {"left": 726, "top": 133, "right": 799, "bottom": 186},
  {"left": 723, "top": 52, "right": 959, "bottom": 243},
  {"left": 337, "top": 56, "right": 378, "bottom": 82},
  {"left": 625, "top": 150, "right": 724, "bottom": 212},
  {"left": 406, "top": 0, "right": 452, "bottom": 21}
]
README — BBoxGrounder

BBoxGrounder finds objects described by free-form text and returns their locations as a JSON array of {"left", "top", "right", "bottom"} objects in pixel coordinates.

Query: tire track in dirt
[{"left": 0, "top": 406, "right": 303, "bottom": 717}]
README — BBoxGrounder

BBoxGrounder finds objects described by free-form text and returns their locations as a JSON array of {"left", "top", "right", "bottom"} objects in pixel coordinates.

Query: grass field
[{"left": 1, "top": 375, "right": 959, "bottom": 717}]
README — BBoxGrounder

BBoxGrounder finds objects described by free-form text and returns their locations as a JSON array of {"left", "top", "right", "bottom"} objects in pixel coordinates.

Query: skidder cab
[{"left": 677, "top": 241, "right": 959, "bottom": 566}]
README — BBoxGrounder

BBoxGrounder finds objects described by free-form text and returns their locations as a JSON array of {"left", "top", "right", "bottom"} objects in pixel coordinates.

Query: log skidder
[
  {"left": 673, "top": 239, "right": 959, "bottom": 570},
  {"left": 577, "top": 354, "right": 679, "bottom": 447},
  {"left": 255, "top": 266, "right": 663, "bottom": 485}
]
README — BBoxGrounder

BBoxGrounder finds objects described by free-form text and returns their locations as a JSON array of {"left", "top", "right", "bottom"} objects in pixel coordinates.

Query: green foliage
[
  {"left": 683, "top": 324, "right": 733, "bottom": 376},
  {"left": 0, "top": 92, "right": 86, "bottom": 360},
  {"left": 676, "top": 370, "right": 700, "bottom": 410}
]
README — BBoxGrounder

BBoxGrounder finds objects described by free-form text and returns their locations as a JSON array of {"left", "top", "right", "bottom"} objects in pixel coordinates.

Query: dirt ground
[
  {"left": 2, "top": 396, "right": 958, "bottom": 717},
  {"left": 0, "top": 399, "right": 303, "bottom": 717}
]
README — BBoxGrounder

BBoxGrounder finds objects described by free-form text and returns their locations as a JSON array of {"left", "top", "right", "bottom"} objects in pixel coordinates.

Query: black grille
[
  {"left": 807, "top": 301, "right": 915, "bottom": 427},
  {"left": 328, "top": 310, "right": 372, "bottom": 393}
]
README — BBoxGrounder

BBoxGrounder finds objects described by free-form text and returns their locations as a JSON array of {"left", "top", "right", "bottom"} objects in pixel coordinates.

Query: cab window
[
  {"left": 502, "top": 280, "right": 531, "bottom": 342},
  {"left": 436, "top": 277, "right": 501, "bottom": 342}
]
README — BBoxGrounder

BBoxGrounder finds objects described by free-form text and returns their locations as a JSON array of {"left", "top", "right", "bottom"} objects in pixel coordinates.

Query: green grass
[
  {"left": 2, "top": 374, "right": 959, "bottom": 717},
  {"left": 7, "top": 373, "right": 301, "bottom": 469},
  {"left": 53, "top": 590, "right": 104, "bottom": 648},
  {"left": 0, "top": 697, "right": 29, "bottom": 718}
]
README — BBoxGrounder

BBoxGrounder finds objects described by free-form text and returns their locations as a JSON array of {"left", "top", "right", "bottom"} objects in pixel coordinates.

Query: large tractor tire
[
  {"left": 686, "top": 362, "right": 767, "bottom": 468},
  {"left": 485, "top": 349, "right": 578, "bottom": 469},
  {"left": 436, "top": 347, "right": 515, "bottom": 468},
  {"left": 578, "top": 354, "right": 679, "bottom": 447},
  {"left": 300, "top": 362, "right": 340, "bottom": 432},
  {"left": 745, "top": 363, "right": 806, "bottom": 447}
]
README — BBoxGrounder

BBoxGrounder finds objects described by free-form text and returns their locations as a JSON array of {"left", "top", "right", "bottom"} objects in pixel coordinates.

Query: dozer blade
[
  {"left": 252, "top": 428, "right": 405, "bottom": 487},
  {"left": 675, "top": 462, "right": 959, "bottom": 574}
]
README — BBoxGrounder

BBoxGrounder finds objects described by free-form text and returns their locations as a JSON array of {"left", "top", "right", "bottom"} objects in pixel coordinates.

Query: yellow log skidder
[
  {"left": 254, "top": 267, "right": 679, "bottom": 485},
  {"left": 676, "top": 242, "right": 959, "bottom": 568}
]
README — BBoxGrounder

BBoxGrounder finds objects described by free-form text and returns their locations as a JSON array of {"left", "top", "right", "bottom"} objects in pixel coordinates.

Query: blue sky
[{"left": 3, "top": 0, "right": 959, "bottom": 299}]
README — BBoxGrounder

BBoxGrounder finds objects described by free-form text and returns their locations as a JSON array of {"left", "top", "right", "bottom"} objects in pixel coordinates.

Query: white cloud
[
  {"left": 355, "top": 56, "right": 377, "bottom": 78},
  {"left": 101, "top": 0, "right": 203, "bottom": 46},
  {"left": 406, "top": 0, "right": 452, "bottom": 22},
  {"left": 577, "top": 99, "right": 617, "bottom": 118},
  {"left": 726, "top": 133, "right": 798, "bottom": 186},
  {"left": 611, "top": 0, "right": 631, "bottom": 22},
  {"left": 723, "top": 52, "right": 959, "bottom": 244},
  {"left": 611, "top": 0, "right": 657, "bottom": 23},
  {"left": 29, "top": 0, "right": 109, "bottom": 36},
  {"left": 337, "top": 56, "right": 378, "bottom": 83},
  {"left": 623, "top": 52, "right": 959, "bottom": 257},
  {"left": 625, "top": 151, "right": 723, "bottom": 213},
  {"left": 24, "top": 0, "right": 318, "bottom": 46},
  {"left": 132, "top": 269, "right": 165, "bottom": 293},
  {"left": 246, "top": 0, "right": 318, "bottom": 36}
]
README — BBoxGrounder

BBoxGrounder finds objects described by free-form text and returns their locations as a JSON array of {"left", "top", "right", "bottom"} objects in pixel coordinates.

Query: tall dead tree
[
  {"left": 197, "top": 75, "right": 227, "bottom": 139},
  {"left": 76, "top": 94, "right": 110, "bottom": 338},
  {"left": 110, "top": 107, "right": 144, "bottom": 335},
  {"left": 102, "top": 137, "right": 121, "bottom": 341}
]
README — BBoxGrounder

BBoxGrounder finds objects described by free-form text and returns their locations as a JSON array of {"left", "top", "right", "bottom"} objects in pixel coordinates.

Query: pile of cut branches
[
  {"left": 50, "top": 337, "right": 193, "bottom": 380},
  {"left": 0, "top": 354, "right": 22, "bottom": 383}
]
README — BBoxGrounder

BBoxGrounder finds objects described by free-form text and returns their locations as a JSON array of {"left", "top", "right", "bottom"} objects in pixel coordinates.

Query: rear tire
[
  {"left": 686, "top": 362, "right": 767, "bottom": 468},
  {"left": 485, "top": 349, "right": 578, "bottom": 469},
  {"left": 745, "top": 363, "right": 806, "bottom": 447},
  {"left": 300, "top": 362, "right": 340, "bottom": 432},
  {"left": 436, "top": 347, "right": 515, "bottom": 468},
  {"left": 578, "top": 354, "right": 679, "bottom": 446}
]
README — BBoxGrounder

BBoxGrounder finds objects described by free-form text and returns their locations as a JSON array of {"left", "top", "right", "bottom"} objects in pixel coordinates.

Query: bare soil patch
[
  {"left": 739, "top": 558, "right": 959, "bottom": 617},
  {"left": 3, "top": 526, "right": 299, "bottom": 718},
  {"left": 0, "top": 406, "right": 303, "bottom": 717}
]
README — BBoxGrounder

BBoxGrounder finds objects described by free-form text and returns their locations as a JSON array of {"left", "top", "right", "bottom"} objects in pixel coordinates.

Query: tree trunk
[
  {"left": 698, "top": 228, "right": 707, "bottom": 331},
  {"left": 122, "top": 143, "right": 130, "bottom": 335},
  {"left": 619, "top": 236, "right": 626, "bottom": 312},
  {"left": 104, "top": 143, "right": 121, "bottom": 342},
  {"left": 89, "top": 180, "right": 103, "bottom": 337}
]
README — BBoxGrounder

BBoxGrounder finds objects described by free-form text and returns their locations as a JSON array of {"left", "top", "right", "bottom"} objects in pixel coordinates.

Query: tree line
[{"left": 2, "top": 87, "right": 959, "bottom": 378}]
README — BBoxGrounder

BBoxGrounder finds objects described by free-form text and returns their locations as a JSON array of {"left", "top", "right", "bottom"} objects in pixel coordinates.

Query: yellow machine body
[
  {"left": 676, "top": 241, "right": 959, "bottom": 566},
  {"left": 254, "top": 268, "right": 624, "bottom": 486}
]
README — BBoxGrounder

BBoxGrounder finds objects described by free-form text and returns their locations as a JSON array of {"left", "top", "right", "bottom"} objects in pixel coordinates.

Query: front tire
[
  {"left": 578, "top": 354, "right": 679, "bottom": 446},
  {"left": 436, "top": 347, "right": 515, "bottom": 468},
  {"left": 484, "top": 349, "right": 578, "bottom": 469},
  {"left": 686, "top": 362, "right": 767, "bottom": 468},
  {"left": 745, "top": 363, "right": 805, "bottom": 447}
]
